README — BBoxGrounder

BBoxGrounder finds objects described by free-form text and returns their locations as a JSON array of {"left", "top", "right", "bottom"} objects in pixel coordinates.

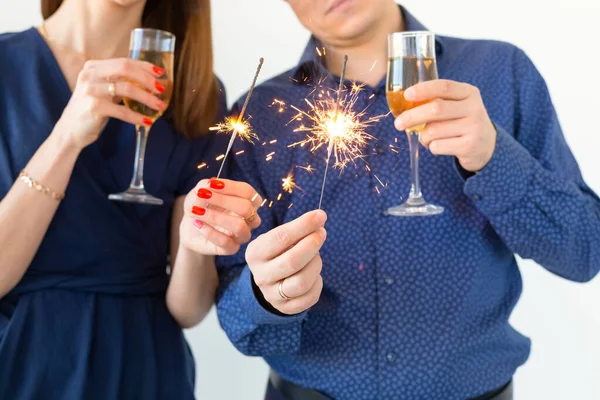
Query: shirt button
[
  {"left": 384, "top": 276, "right": 394, "bottom": 285},
  {"left": 472, "top": 194, "right": 482, "bottom": 201},
  {"left": 386, "top": 352, "right": 396, "bottom": 362}
]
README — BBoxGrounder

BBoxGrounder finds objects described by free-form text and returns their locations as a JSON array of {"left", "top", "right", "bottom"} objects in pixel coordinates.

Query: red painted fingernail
[
  {"left": 155, "top": 81, "right": 165, "bottom": 93},
  {"left": 153, "top": 66, "right": 165, "bottom": 76},
  {"left": 197, "top": 188, "right": 212, "bottom": 199},
  {"left": 143, "top": 118, "right": 153, "bottom": 126},
  {"left": 210, "top": 179, "right": 225, "bottom": 190},
  {"left": 191, "top": 206, "right": 206, "bottom": 216},
  {"left": 192, "top": 219, "right": 204, "bottom": 229}
]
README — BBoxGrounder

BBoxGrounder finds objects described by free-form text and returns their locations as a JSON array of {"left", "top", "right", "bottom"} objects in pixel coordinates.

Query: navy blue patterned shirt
[{"left": 216, "top": 7, "right": 600, "bottom": 399}]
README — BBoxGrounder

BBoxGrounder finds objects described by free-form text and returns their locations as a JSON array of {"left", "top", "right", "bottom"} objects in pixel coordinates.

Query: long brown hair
[{"left": 41, "top": 0, "right": 219, "bottom": 139}]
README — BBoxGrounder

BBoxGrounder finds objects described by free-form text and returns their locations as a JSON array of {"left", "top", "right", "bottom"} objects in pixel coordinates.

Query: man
[{"left": 215, "top": 1, "right": 600, "bottom": 399}]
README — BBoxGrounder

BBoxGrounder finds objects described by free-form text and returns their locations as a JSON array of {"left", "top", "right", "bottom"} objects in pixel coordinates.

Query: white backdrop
[{"left": 2, "top": 1, "right": 600, "bottom": 399}]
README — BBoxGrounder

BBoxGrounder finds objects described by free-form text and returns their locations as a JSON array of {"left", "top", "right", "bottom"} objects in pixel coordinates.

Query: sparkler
[
  {"left": 317, "top": 55, "right": 348, "bottom": 209},
  {"left": 282, "top": 173, "right": 303, "bottom": 194},
  {"left": 211, "top": 58, "right": 265, "bottom": 178},
  {"left": 287, "top": 56, "right": 386, "bottom": 209}
]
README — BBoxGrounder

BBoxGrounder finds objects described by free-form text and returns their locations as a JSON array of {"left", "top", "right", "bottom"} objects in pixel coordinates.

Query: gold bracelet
[{"left": 18, "top": 170, "right": 65, "bottom": 201}]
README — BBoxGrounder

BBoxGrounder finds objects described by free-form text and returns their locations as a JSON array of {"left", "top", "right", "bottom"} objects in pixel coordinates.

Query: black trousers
[{"left": 265, "top": 371, "right": 513, "bottom": 400}]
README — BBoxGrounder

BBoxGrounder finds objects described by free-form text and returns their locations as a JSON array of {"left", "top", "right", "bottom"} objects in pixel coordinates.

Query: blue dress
[{"left": 0, "top": 28, "right": 226, "bottom": 399}]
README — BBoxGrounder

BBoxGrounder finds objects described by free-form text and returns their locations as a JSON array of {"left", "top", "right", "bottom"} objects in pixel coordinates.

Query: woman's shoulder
[
  {"left": 0, "top": 28, "right": 39, "bottom": 74},
  {"left": 0, "top": 28, "right": 36, "bottom": 54}
]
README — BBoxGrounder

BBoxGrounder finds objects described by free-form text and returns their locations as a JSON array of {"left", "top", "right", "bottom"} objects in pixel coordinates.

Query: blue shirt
[{"left": 216, "top": 7, "right": 600, "bottom": 399}]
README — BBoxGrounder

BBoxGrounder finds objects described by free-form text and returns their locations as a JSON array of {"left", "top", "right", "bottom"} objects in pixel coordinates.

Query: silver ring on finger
[{"left": 278, "top": 280, "right": 291, "bottom": 301}]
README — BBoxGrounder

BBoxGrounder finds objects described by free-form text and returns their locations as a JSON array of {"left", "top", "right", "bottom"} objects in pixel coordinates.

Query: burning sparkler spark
[
  {"left": 288, "top": 78, "right": 383, "bottom": 170},
  {"left": 271, "top": 99, "right": 286, "bottom": 113},
  {"left": 209, "top": 117, "right": 257, "bottom": 144},
  {"left": 295, "top": 164, "right": 315, "bottom": 173},
  {"left": 211, "top": 57, "right": 264, "bottom": 179},
  {"left": 282, "top": 173, "right": 304, "bottom": 194},
  {"left": 287, "top": 56, "right": 386, "bottom": 209}
]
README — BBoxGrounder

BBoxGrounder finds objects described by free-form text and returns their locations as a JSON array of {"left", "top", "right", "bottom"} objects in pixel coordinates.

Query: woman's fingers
[
  {"left": 195, "top": 188, "right": 261, "bottom": 229},
  {"left": 189, "top": 206, "right": 252, "bottom": 245},
  {"left": 82, "top": 58, "right": 164, "bottom": 94},
  {"left": 207, "top": 179, "right": 263, "bottom": 205},
  {"left": 189, "top": 218, "right": 240, "bottom": 256},
  {"left": 88, "top": 98, "right": 151, "bottom": 126},
  {"left": 86, "top": 81, "right": 167, "bottom": 113},
  {"left": 184, "top": 179, "right": 264, "bottom": 248}
]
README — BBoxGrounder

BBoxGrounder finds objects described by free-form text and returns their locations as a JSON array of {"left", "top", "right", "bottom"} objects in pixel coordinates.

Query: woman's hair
[{"left": 41, "top": 0, "right": 219, "bottom": 139}]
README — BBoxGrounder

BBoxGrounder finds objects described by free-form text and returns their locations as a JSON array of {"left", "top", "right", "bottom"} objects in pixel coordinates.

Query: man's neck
[
  {"left": 324, "top": 3, "right": 403, "bottom": 87},
  {"left": 43, "top": 0, "right": 145, "bottom": 60}
]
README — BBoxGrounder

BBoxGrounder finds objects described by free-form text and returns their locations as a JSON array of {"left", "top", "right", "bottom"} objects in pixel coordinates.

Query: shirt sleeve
[
  {"left": 214, "top": 102, "right": 307, "bottom": 357},
  {"left": 459, "top": 48, "right": 600, "bottom": 283}
]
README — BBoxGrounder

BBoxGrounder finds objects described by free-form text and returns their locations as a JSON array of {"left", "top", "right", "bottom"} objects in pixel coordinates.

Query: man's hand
[
  {"left": 394, "top": 79, "right": 497, "bottom": 173},
  {"left": 246, "top": 210, "right": 327, "bottom": 315}
]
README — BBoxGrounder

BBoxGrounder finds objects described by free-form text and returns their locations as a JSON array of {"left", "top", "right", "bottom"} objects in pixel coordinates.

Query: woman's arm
[
  {"left": 0, "top": 58, "right": 174, "bottom": 299},
  {"left": 166, "top": 179, "right": 263, "bottom": 329},
  {"left": 166, "top": 196, "right": 218, "bottom": 329},
  {"left": 0, "top": 128, "right": 79, "bottom": 298}
]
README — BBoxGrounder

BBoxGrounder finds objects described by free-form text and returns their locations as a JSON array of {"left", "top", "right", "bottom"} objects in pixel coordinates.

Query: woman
[{"left": 0, "top": 0, "right": 262, "bottom": 398}]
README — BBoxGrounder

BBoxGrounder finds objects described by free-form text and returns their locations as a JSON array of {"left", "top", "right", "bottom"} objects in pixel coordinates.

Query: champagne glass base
[
  {"left": 385, "top": 202, "right": 444, "bottom": 217},
  {"left": 108, "top": 189, "right": 164, "bottom": 206}
]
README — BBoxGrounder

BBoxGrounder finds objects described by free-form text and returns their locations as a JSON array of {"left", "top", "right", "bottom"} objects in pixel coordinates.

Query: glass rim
[
  {"left": 388, "top": 31, "right": 434, "bottom": 38},
  {"left": 131, "top": 28, "right": 175, "bottom": 40}
]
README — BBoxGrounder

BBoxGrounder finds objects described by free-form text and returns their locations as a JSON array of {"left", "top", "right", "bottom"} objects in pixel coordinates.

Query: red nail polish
[
  {"left": 192, "top": 219, "right": 204, "bottom": 229},
  {"left": 143, "top": 118, "right": 153, "bottom": 126},
  {"left": 191, "top": 206, "right": 206, "bottom": 216},
  {"left": 197, "top": 188, "right": 212, "bottom": 199},
  {"left": 210, "top": 179, "right": 225, "bottom": 190},
  {"left": 153, "top": 66, "right": 165, "bottom": 76},
  {"left": 155, "top": 81, "right": 165, "bottom": 93}
]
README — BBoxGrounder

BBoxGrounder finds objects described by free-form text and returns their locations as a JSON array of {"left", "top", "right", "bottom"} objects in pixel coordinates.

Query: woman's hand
[
  {"left": 56, "top": 58, "right": 168, "bottom": 150},
  {"left": 180, "top": 178, "right": 263, "bottom": 257}
]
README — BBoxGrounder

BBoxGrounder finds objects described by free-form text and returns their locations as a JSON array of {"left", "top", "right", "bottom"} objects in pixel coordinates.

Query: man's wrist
[{"left": 237, "top": 267, "right": 308, "bottom": 325}]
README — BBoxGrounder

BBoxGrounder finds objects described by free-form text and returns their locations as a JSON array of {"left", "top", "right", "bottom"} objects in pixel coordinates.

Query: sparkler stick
[
  {"left": 215, "top": 58, "right": 264, "bottom": 179},
  {"left": 318, "top": 55, "right": 348, "bottom": 210}
]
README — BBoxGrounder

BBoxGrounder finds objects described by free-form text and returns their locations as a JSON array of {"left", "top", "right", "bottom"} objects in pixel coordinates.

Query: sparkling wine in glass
[
  {"left": 108, "top": 28, "right": 175, "bottom": 206},
  {"left": 385, "top": 31, "right": 444, "bottom": 216}
]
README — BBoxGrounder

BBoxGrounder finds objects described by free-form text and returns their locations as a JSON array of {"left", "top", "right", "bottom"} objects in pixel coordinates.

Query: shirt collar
[{"left": 292, "top": 5, "right": 444, "bottom": 82}]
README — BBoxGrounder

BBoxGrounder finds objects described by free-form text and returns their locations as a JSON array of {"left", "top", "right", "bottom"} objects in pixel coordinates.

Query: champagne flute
[
  {"left": 108, "top": 28, "right": 175, "bottom": 206},
  {"left": 385, "top": 31, "right": 444, "bottom": 217}
]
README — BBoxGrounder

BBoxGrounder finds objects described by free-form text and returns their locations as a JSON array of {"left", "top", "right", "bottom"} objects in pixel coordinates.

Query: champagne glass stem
[
  {"left": 407, "top": 131, "right": 424, "bottom": 205},
  {"left": 129, "top": 124, "right": 151, "bottom": 190}
]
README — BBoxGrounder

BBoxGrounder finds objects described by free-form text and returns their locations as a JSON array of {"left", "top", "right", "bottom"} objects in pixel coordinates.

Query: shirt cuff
[
  {"left": 238, "top": 266, "right": 308, "bottom": 326},
  {"left": 460, "top": 124, "right": 536, "bottom": 216}
]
